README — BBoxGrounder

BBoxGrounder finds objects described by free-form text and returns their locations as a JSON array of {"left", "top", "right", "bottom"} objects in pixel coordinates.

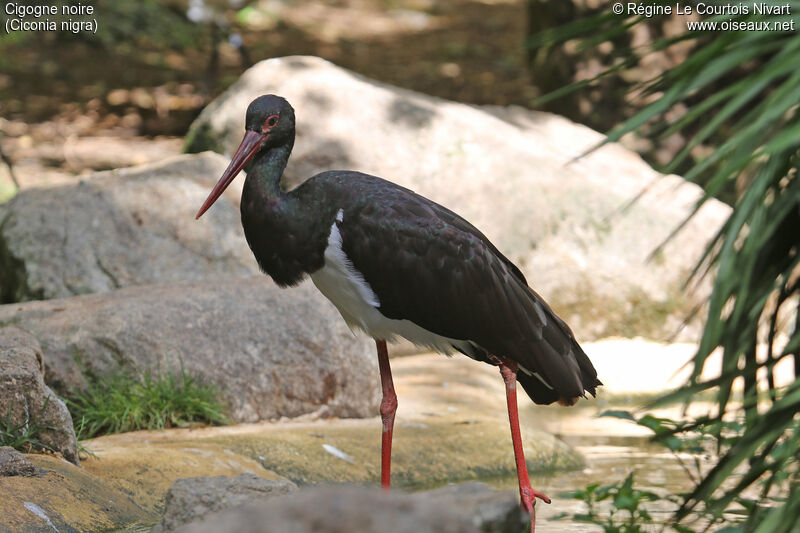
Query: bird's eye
[{"left": 263, "top": 115, "right": 279, "bottom": 131}]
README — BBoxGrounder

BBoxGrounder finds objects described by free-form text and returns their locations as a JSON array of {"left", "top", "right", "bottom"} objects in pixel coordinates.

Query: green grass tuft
[
  {"left": 0, "top": 399, "right": 58, "bottom": 454},
  {"left": 68, "top": 366, "right": 229, "bottom": 439}
]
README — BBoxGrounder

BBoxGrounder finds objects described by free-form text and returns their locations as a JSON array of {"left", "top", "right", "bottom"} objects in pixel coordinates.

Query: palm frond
[{"left": 530, "top": 1, "right": 800, "bottom": 529}]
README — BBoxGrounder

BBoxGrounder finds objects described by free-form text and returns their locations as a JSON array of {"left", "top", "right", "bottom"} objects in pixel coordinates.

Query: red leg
[
  {"left": 498, "top": 358, "right": 551, "bottom": 532},
  {"left": 376, "top": 339, "right": 397, "bottom": 491}
]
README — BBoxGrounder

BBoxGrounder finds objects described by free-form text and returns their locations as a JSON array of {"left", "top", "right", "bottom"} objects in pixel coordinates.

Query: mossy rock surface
[
  {"left": 219, "top": 418, "right": 582, "bottom": 487},
  {"left": 80, "top": 442, "right": 287, "bottom": 516},
  {"left": 0, "top": 454, "right": 152, "bottom": 532},
  {"left": 0, "top": 446, "right": 287, "bottom": 532}
]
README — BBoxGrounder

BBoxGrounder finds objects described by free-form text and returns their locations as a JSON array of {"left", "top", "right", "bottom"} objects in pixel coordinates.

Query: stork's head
[{"left": 196, "top": 95, "right": 295, "bottom": 219}]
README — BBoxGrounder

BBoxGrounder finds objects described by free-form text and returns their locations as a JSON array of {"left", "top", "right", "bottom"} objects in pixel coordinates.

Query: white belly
[{"left": 310, "top": 211, "right": 470, "bottom": 355}]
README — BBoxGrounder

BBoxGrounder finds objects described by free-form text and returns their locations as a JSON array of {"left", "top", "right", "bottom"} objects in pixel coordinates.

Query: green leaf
[{"left": 599, "top": 410, "right": 637, "bottom": 422}]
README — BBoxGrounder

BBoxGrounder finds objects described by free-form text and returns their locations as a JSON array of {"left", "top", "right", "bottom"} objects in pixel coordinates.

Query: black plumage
[{"left": 333, "top": 173, "right": 596, "bottom": 404}]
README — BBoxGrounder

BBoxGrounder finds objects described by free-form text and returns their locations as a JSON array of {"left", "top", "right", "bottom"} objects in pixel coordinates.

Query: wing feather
[{"left": 319, "top": 172, "right": 600, "bottom": 404}]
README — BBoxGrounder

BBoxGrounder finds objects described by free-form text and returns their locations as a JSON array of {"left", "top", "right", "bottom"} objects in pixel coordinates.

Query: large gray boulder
[
  {"left": 0, "top": 152, "right": 257, "bottom": 302},
  {"left": 173, "top": 483, "right": 526, "bottom": 533},
  {"left": 186, "top": 55, "right": 730, "bottom": 341},
  {"left": 0, "top": 279, "right": 379, "bottom": 422},
  {"left": 0, "top": 327, "right": 78, "bottom": 464}
]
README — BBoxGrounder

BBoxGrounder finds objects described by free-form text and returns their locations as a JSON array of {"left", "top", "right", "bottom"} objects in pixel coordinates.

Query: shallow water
[{"left": 504, "top": 402, "right": 708, "bottom": 532}]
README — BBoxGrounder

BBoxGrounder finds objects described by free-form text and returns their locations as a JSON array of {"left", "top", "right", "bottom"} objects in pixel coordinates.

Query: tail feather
[{"left": 517, "top": 338, "right": 601, "bottom": 405}]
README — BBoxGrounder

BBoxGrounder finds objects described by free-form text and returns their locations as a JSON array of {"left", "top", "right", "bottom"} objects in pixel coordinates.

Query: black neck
[
  {"left": 240, "top": 139, "right": 329, "bottom": 287},
  {"left": 243, "top": 141, "right": 293, "bottom": 199}
]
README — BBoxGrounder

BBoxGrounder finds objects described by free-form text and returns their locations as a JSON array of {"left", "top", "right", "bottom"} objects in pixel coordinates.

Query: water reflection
[{"left": 499, "top": 403, "right": 706, "bottom": 531}]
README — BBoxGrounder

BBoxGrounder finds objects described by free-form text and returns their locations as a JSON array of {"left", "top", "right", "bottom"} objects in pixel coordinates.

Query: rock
[
  {"left": 80, "top": 439, "right": 289, "bottom": 519},
  {"left": 0, "top": 453, "right": 154, "bottom": 531},
  {"left": 185, "top": 55, "right": 731, "bottom": 342},
  {"left": 0, "top": 446, "right": 41, "bottom": 477},
  {"left": 155, "top": 474, "right": 298, "bottom": 532},
  {"left": 0, "top": 278, "right": 378, "bottom": 422},
  {"left": 412, "top": 482, "right": 527, "bottom": 532},
  {"left": 0, "top": 327, "right": 79, "bottom": 464},
  {"left": 11, "top": 135, "right": 182, "bottom": 174},
  {"left": 0, "top": 151, "right": 257, "bottom": 302},
  {"left": 33, "top": 136, "right": 182, "bottom": 172},
  {"left": 172, "top": 484, "right": 525, "bottom": 533}
]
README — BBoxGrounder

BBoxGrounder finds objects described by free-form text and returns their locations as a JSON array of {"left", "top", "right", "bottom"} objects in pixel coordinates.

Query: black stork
[{"left": 196, "top": 95, "right": 601, "bottom": 532}]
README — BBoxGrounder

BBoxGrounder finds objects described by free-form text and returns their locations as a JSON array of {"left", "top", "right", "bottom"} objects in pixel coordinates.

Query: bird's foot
[
  {"left": 524, "top": 486, "right": 551, "bottom": 506},
  {"left": 520, "top": 486, "right": 550, "bottom": 533}
]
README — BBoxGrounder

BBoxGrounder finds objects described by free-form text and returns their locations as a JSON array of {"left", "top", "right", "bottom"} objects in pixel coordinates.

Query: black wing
[{"left": 328, "top": 173, "right": 600, "bottom": 404}]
